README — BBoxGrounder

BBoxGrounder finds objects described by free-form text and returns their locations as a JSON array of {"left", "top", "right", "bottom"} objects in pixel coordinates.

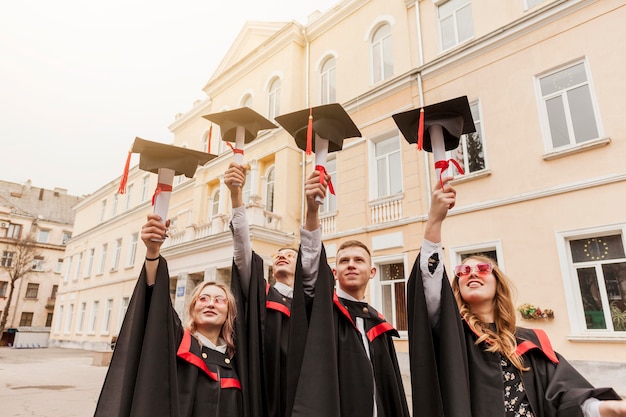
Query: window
[
  {"left": 45, "top": 312, "right": 53, "bottom": 327},
  {"left": 85, "top": 248, "right": 95, "bottom": 278},
  {"left": 203, "top": 127, "right": 212, "bottom": 154},
  {"left": 374, "top": 136, "right": 402, "bottom": 198},
  {"left": 1, "top": 251, "right": 14, "bottom": 267},
  {"left": 449, "top": 101, "right": 486, "bottom": 175},
  {"left": 241, "top": 170, "right": 252, "bottom": 205},
  {"left": 127, "top": 233, "right": 138, "bottom": 266},
  {"left": 567, "top": 234, "right": 626, "bottom": 332},
  {"left": 50, "top": 285, "right": 58, "bottom": 299},
  {"left": 100, "top": 199, "right": 107, "bottom": 222},
  {"left": 7, "top": 223, "right": 22, "bottom": 239},
  {"left": 118, "top": 297, "right": 130, "bottom": 332},
  {"left": 524, "top": 0, "right": 545, "bottom": 10},
  {"left": 141, "top": 176, "right": 150, "bottom": 202},
  {"left": 320, "top": 157, "right": 338, "bottom": 213},
  {"left": 88, "top": 301, "right": 99, "bottom": 333},
  {"left": 265, "top": 167, "right": 275, "bottom": 212},
  {"left": 125, "top": 184, "right": 134, "bottom": 210},
  {"left": 64, "top": 303, "right": 73, "bottom": 334},
  {"left": 25, "top": 283, "right": 39, "bottom": 299},
  {"left": 0, "top": 281, "right": 8, "bottom": 297},
  {"left": 77, "top": 302, "right": 87, "bottom": 334},
  {"left": 110, "top": 194, "right": 118, "bottom": 217},
  {"left": 267, "top": 78, "right": 281, "bottom": 121},
  {"left": 112, "top": 239, "right": 122, "bottom": 271},
  {"left": 320, "top": 56, "right": 336, "bottom": 104},
  {"left": 37, "top": 229, "right": 50, "bottom": 243},
  {"left": 55, "top": 305, "right": 63, "bottom": 333},
  {"left": 438, "top": 0, "right": 474, "bottom": 51},
  {"left": 376, "top": 261, "right": 408, "bottom": 331},
  {"left": 98, "top": 244, "right": 108, "bottom": 274},
  {"left": 102, "top": 299, "right": 114, "bottom": 334},
  {"left": 55, "top": 258, "right": 63, "bottom": 274},
  {"left": 371, "top": 24, "right": 393, "bottom": 84},
  {"left": 62, "top": 231, "right": 72, "bottom": 245},
  {"left": 32, "top": 256, "right": 44, "bottom": 271},
  {"left": 241, "top": 93, "right": 253, "bottom": 108},
  {"left": 73, "top": 252, "right": 83, "bottom": 281},
  {"left": 538, "top": 62, "right": 600, "bottom": 150},
  {"left": 19, "top": 312, "right": 34, "bottom": 327},
  {"left": 210, "top": 190, "right": 220, "bottom": 218},
  {"left": 63, "top": 256, "right": 72, "bottom": 282}
]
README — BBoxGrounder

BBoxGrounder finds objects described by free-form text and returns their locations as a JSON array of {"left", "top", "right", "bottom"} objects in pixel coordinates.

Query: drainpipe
[
  {"left": 414, "top": 1, "right": 432, "bottom": 208},
  {"left": 301, "top": 24, "right": 310, "bottom": 226}
]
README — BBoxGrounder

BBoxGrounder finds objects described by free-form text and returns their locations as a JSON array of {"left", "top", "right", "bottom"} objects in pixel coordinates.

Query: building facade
[
  {"left": 52, "top": 0, "right": 626, "bottom": 392},
  {"left": 0, "top": 180, "right": 82, "bottom": 347}
]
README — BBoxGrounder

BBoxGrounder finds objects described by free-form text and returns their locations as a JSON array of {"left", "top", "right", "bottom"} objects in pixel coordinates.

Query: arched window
[
  {"left": 265, "top": 167, "right": 275, "bottom": 212},
  {"left": 320, "top": 57, "right": 336, "bottom": 104},
  {"left": 371, "top": 23, "right": 393, "bottom": 84},
  {"left": 268, "top": 78, "right": 281, "bottom": 120},
  {"left": 211, "top": 189, "right": 220, "bottom": 218},
  {"left": 241, "top": 93, "right": 253, "bottom": 108}
]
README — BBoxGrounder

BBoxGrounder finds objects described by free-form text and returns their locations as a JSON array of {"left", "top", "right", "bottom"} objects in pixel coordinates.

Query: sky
[{"left": 0, "top": 0, "right": 339, "bottom": 196}]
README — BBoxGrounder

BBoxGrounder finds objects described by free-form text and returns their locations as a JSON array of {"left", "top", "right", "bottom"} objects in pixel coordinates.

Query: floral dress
[{"left": 501, "top": 355, "right": 535, "bottom": 417}]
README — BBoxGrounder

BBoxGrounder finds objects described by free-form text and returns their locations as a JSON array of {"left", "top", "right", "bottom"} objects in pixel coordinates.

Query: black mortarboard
[
  {"left": 274, "top": 103, "right": 361, "bottom": 154},
  {"left": 392, "top": 96, "right": 475, "bottom": 152},
  {"left": 201, "top": 107, "right": 277, "bottom": 144}
]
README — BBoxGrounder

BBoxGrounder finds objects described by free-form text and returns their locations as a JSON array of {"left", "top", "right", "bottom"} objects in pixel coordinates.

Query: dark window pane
[
  {"left": 576, "top": 267, "right": 606, "bottom": 329},
  {"left": 570, "top": 235, "right": 625, "bottom": 263}
]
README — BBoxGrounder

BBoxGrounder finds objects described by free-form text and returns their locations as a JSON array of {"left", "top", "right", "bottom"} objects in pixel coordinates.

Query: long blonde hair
[
  {"left": 185, "top": 281, "right": 237, "bottom": 358},
  {"left": 451, "top": 255, "right": 528, "bottom": 371}
]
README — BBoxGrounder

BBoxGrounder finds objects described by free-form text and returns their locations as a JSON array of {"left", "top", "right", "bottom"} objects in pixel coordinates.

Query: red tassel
[
  {"left": 306, "top": 107, "right": 313, "bottom": 155},
  {"left": 417, "top": 108, "right": 424, "bottom": 151},
  {"left": 207, "top": 124, "right": 213, "bottom": 154},
  {"left": 117, "top": 150, "right": 131, "bottom": 194}
]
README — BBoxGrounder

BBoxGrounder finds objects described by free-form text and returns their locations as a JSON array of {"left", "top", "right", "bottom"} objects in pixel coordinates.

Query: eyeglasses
[
  {"left": 197, "top": 294, "right": 228, "bottom": 306},
  {"left": 454, "top": 263, "right": 493, "bottom": 278},
  {"left": 271, "top": 251, "right": 297, "bottom": 261}
]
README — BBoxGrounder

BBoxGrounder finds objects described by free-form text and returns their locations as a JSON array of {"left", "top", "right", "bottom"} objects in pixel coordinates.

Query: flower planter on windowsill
[{"left": 517, "top": 303, "right": 554, "bottom": 320}]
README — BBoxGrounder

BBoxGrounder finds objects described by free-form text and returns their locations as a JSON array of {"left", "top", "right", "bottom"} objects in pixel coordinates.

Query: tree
[{"left": 0, "top": 234, "right": 41, "bottom": 335}]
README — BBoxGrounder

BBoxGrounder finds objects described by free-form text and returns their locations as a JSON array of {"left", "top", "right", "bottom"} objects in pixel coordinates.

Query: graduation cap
[
  {"left": 275, "top": 103, "right": 362, "bottom": 204},
  {"left": 117, "top": 137, "right": 217, "bottom": 226},
  {"left": 392, "top": 96, "right": 475, "bottom": 182},
  {"left": 202, "top": 107, "right": 277, "bottom": 165}
]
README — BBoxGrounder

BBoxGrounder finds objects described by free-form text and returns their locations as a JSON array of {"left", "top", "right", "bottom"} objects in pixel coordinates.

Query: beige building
[
  {"left": 0, "top": 180, "right": 82, "bottom": 347},
  {"left": 52, "top": 0, "right": 626, "bottom": 392}
]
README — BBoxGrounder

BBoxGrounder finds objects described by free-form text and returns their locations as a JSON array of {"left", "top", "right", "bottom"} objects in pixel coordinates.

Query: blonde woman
[
  {"left": 95, "top": 214, "right": 242, "bottom": 417},
  {"left": 407, "top": 177, "right": 626, "bottom": 417}
]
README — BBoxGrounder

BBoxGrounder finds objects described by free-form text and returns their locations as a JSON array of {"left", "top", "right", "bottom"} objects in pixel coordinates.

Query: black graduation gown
[
  {"left": 231, "top": 251, "right": 292, "bottom": 417},
  {"left": 408, "top": 254, "right": 622, "bottom": 417},
  {"left": 286, "top": 245, "right": 409, "bottom": 417},
  {"left": 94, "top": 257, "right": 243, "bottom": 417}
]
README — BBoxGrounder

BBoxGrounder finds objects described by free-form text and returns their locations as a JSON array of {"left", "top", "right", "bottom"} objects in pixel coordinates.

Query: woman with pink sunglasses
[{"left": 407, "top": 177, "right": 626, "bottom": 417}]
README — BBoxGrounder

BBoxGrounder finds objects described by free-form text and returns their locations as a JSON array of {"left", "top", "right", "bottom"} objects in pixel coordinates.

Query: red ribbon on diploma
[
  {"left": 152, "top": 183, "right": 173, "bottom": 206},
  {"left": 434, "top": 159, "right": 464, "bottom": 188},
  {"left": 226, "top": 142, "right": 244, "bottom": 156},
  {"left": 315, "top": 165, "right": 335, "bottom": 195}
]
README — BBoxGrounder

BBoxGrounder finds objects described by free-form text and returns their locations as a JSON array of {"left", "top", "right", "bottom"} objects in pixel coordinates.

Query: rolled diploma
[
  {"left": 152, "top": 167, "right": 174, "bottom": 241},
  {"left": 234, "top": 126, "right": 245, "bottom": 165},
  {"left": 314, "top": 133, "right": 329, "bottom": 205},
  {"left": 429, "top": 124, "right": 447, "bottom": 179}
]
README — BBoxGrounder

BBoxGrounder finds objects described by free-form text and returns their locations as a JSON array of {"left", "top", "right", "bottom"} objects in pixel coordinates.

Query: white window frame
[
  {"left": 319, "top": 156, "right": 338, "bottom": 214},
  {"left": 100, "top": 199, "right": 107, "bottom": 222},
  {"left": 110, "top": 194, "right": 118, "bottom": 217},
  {"left": 127, "top": 233, "right": 138, "bottom": 267},
  {"left": 556, "top": 224, "right": 626, "bottom": 340},
  {"left": 97, "top": 243, "right": 107, "bottom": 275},
  {"left": 437, "top": 0, "right": 474, "bottom": 52},
  {"left": 85, "top": 248, "right": 95, "bottom": 278},
  {"left": 265, "top": 166, "right": 276, "bottom": 212},
  {"left": 370, "top": 253, "right": 410, "bottom": 337},
  {"left": 64, "top": 303, "right": 74, "bottom": 334},
  {"left": 141, "top": 176, "right": 150, "bottom": 202},
  {"left": 118, "top": 297, "right": 130, "bottom": 332},
  {"left": 73, "top": 252, "right": 83, "bottom": 281},
  {"left": 125, "top": 184, "right": 134, "bottom": 210},
  {"left": 448, "top": 240, "right": 505, "bottom": 274},
  {"left": 63, "top": 256, "right": 72, "bottom": 283},
  {"left": 319, "top": 54, "right": 337, "bottom": 104},
  {"left": 370, "top": 22, "right": 393, "bottom": 84},
  {"left": 368, "top": 134, "right": 403, "bottom": 199},
  {"left": 76, "top": 302, "right": 86, "bottom": 334},
  {"left": 210, "top": 189, "right": 220, "bottom": 219},
  {"left": 55, "top": 258, "right": 63, "bottom": 274},
  {"left": 266, "top": 76, "right": 281, "bottom": 121},
  {"left": 55, "top": 305, "right": 64, "bottom": 334},
  {"left": 101, "top": 298, "right": 114, "bottom": 335},
  {"left": 535, "top": 59, "right": 602, "bottom": 152},
  {"left": 37, "top": 229, "right": 50, "bottom": 244},
  {"left": 446, "top": 100, "right": 488, "bottom": 177},
  {"left": 88, "top": 300, "right": 99, "bottom": 334},
  {"left": 112, "top": 238, "right": 122, "bottom": 271}
]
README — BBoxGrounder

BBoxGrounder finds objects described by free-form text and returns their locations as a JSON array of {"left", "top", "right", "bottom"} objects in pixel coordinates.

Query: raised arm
[
  {"left": 421, "top": 177, "right": 456, "bottom": 327},
  {"left": 140, "top": 214, "right": 169, "bottom": 286},
  {"left": 299, "top": 169, "right": 330, "bottom": 296},
  {"left": 225, "top": 162, "right": 253, "bottom": 296}
]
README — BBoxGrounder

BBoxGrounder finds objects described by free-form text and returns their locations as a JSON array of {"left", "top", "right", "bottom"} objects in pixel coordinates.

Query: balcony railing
[
  {"left": 369, "top": 194, "right": 403, "bottom": 224},
  {"left": 45, "top": 297, "right": 56, "bottom": 309},
  {"left": 320, "top": 212, "right": 336, "bottom": 235}
]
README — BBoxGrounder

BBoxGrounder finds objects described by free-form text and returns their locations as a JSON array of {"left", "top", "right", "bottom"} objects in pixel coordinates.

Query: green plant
[
  {"left": 517, "top": 303, "right": 554, "bottom": 319},
  {"left": 610, "top": 302, "right": 626, "bottom": 331}
]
